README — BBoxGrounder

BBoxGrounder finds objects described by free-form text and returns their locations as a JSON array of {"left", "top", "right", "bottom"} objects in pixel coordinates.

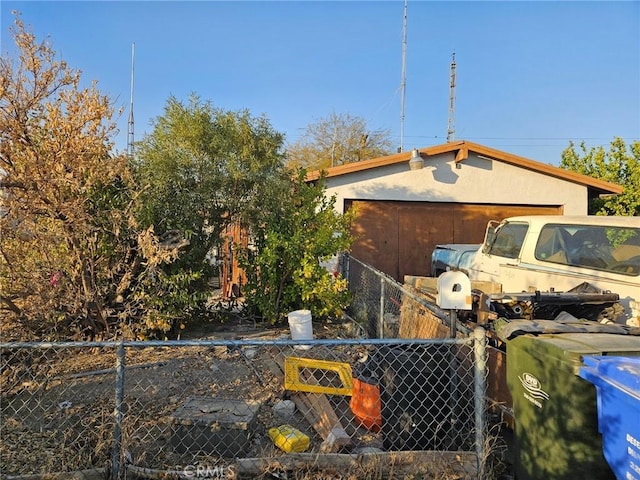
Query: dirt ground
[{"left": 1, "top": 313, "right": 405, "bottom": 478}]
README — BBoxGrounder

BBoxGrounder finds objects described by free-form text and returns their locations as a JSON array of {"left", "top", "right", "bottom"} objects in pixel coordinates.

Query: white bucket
[{"left": 288, "top": 309, "right": 313, "bottom": 349}]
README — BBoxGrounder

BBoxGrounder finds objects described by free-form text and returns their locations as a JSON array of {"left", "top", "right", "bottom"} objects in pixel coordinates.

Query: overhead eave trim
[
  {"left": 305, "top": 140, "right": 623, "bottom": 195},
  {"left": 466, "top": 141, "right": 623, "bottom": 195},
  {"left": 454, "top": 147, "right": 468, "bottom": 164}
]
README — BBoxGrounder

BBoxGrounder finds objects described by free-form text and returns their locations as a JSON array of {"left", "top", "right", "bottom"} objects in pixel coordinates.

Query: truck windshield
[
  {"left": 486, "top": 222, "right": 528, "bottom": 259},
  {"left": 535, "top": 224, "right": 640, "bottom": 276}
]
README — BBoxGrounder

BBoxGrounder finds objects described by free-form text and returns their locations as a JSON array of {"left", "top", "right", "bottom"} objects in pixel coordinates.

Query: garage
[{"left": 308, "top": 140, "right": 622, "bottom": 282}]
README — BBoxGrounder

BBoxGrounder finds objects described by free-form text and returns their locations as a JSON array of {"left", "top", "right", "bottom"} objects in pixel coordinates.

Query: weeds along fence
[{"left": 1, "top": 334, "right": 488, "bottom": 479}]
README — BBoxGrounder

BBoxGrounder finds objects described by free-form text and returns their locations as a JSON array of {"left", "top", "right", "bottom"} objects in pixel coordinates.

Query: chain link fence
[
  {"left": 1, "top": 343, "right": 116, "bottom": 476},
  {"left": 2, "top": 257, "right": 490, "bottom": 479},
  {"left": 343, "top": 254, "right": 457, "bottom": 339},
  {"left": 1, "top": 337, "right": 488, "bottom": 479}
]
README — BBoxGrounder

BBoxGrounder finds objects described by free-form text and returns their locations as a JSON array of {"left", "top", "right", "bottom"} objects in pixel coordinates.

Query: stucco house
[{"left": 306, "top": 140, "right": 623, "bottom": 281}]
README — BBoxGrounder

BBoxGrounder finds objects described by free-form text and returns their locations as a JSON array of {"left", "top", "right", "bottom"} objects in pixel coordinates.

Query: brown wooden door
[
  {"left": 347, "top": 200, "right": 400, "bottom": 278},
  {"left": 398, "top": 203, "right": 454, "bottom": 279}
]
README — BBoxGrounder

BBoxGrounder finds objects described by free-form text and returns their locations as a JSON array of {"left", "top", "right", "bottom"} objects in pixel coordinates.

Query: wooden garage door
[{"left": 345, "top": 201, "right": 562, "bottom": 280}]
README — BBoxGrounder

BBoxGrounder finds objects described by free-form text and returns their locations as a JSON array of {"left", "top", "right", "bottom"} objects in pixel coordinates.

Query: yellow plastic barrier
[{"left": 284, "top": 357, "right": 353, "bottom": 396}]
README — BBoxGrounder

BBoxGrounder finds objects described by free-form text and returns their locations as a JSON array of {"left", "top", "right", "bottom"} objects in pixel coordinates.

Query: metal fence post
[
  {"left": 340, "top": 252, "right": 350, "bottom": 280},
  {"left": 379, "top": 277, "right": 385, "bottom": 338},
  {"left": 111, "top": 341, "right": 125, "bottom": 480},
  {"left": 449, "top": 310, "right": 457, "bottom": 338},
  {"left": 473, "top": 327, "right": 487, "bottom": 479}
]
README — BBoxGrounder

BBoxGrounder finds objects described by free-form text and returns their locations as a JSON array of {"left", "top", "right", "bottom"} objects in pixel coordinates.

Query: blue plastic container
[{"left": 579, "top": 356, "right": 640, "bottom": 480}]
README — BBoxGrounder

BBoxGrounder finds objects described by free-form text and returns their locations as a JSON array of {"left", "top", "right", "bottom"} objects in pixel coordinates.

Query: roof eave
[{"left": 305, "top": 140, "right": 623, "bottom": 196}]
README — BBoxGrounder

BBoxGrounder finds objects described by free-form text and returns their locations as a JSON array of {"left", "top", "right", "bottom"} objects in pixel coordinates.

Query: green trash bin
[{"left": 504, "top": 332, "right": 640, "bottom": 480}]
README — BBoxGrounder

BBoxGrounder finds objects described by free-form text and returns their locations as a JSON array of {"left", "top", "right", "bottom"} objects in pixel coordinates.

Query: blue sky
[{"left": 2, "top": 1, "right": 639, "bottom": 165}]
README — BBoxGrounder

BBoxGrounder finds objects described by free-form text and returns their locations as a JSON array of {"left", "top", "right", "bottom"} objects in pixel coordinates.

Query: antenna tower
[
  {"left": 127, "top": 43, "right": 135, "bottom": 158},
  {"left": 399, "top": 0, "right": 408, "bottom": 152},
  {"left": 446, "top": 52, "right": 456, "bottom": 143}
]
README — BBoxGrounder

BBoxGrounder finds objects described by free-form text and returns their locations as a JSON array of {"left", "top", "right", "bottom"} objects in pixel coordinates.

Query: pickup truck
[{"left": 431, "top": 215, "right": 640, "bottom": 326}]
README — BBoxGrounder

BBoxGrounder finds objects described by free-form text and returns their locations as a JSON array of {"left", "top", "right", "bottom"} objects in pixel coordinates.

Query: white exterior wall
[{"left": 324, "top": 152, "right": 588, "bottom": 215}]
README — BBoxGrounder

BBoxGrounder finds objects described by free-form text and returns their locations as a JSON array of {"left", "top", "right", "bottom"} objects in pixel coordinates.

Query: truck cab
[{"left": 464, "top": 215, "right": 640, "bottom": 326}]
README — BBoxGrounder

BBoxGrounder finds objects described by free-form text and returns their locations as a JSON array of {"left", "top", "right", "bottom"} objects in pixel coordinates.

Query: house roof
[{"left": 305, "top": 140, "right": 623, "bottom": 197}]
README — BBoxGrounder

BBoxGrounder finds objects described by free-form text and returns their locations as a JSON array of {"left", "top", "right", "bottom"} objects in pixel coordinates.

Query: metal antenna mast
[
  {"left": 446, "top": 52, "right": 456, "bottom": 143},
  {"left": 399, "top": 0, "right": 408, "bottom": 152},
  {"left": 127, "top": 43, "right": 135, "bottom": 158}
]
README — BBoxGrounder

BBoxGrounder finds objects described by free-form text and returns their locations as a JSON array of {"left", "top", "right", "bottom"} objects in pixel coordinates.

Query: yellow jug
[{"left": 268, "top": 424, "right": 310, "bottom": 453}]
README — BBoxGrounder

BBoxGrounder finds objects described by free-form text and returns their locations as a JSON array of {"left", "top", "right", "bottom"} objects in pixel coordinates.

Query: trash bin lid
[
  {"left": 581, "top": 356, "right": 640, "bottom": 399},
  {"left": 503, "top": 332, "right": 640, "bottom": 376}
]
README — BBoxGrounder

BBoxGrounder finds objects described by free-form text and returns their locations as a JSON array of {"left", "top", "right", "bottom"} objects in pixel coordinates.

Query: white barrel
[{"left": 287, "top": 310, "right": 313, "bottom": 349}]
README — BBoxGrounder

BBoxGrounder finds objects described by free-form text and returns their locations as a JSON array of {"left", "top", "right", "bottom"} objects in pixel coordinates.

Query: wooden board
[
  {"left": 398, "top": 292, "right": 450, "bottom": 339},
  {"left": 236, "top": 450, "right": 478, "bottom": 478},
  {"left": 290, "top": 391, "right": 351, "bottom": 452},
  {"left": 271, "top": 348, "right": 352, "bottom": 452}
]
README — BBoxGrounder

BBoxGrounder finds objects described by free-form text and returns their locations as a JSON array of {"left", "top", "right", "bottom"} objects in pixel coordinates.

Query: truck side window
[
  {"left": 565, "top": 227, "right": 616, "bottom": 268},
  {"left": 487, "top": 222, "right": 528, "bottom": 258},
  {"left": 536, "top": 224, "right": 640, "bottom": 275},
  {"left": 536, "top": 226, "right": 571, "bottom": 264}
]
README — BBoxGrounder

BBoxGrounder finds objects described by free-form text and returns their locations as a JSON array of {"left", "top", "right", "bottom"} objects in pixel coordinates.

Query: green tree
[
  {"left": 237, "top": 169, "right": 354, "bottom": 323},
  {"left": 560, "top": 137, "right": 640, "bottom": 215},
  {"left": 0, "top": 14, "right": 178, "bottom": 340},
  {"left": 286, "top": 112, "right": 394, "bottom": 170},
  {"left": 134, "top": 96, "right": 356, "bottom": 326},
  {"left": 133, "top": 95, "right": 286, "bottom": 326}
]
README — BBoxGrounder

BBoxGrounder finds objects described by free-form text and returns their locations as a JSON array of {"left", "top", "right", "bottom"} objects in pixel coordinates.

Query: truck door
[{"left": 474, "top": 221, "right": 529, "bottom": 281}]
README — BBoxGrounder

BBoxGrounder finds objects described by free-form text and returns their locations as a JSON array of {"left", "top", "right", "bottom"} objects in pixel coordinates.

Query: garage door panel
[
  {"left": 399, "top": 204, "right": 454, "bottom": 278},
  {"left": 348, "top": 200, "right": 563, "bottom": 281},
  {"left": 349, "top": 200, "right": 399, "bottom": 278}
]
